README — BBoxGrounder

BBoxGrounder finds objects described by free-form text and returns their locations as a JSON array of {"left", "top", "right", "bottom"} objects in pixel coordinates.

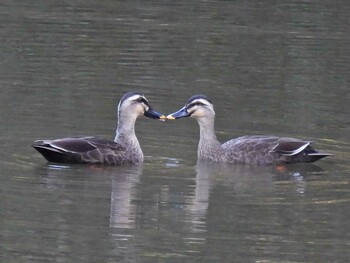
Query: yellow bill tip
[
  {"left": 166, "top": 115, "right": 176, "bottom": 120},
  {"left": 158, "top": 115, "right": 166, "bottom": 121}
]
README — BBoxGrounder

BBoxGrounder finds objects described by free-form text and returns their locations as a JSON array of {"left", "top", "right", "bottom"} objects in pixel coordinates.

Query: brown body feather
[
  {"left": 32, "top": 137, "right": 135, "bottom": 165},
  {"left": 221, "top": 135, "right": 330, "bottom": 165}
]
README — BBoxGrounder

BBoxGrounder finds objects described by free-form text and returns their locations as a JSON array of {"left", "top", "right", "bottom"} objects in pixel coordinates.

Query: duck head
[
  {"left": 118, "top": 91, "right": 165, "bottom": 120},
  {"left": 166, "top": 94, "right": 215, "bottom": 120}
]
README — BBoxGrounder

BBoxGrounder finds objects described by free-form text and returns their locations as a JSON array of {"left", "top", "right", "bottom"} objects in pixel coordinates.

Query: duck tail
[{"left": 306, "top": 152, "right": 333, "bottom": 163}]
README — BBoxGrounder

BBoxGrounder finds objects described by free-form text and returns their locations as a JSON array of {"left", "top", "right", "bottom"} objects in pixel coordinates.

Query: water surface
[{"left": 1, "top": 1, "right": 349, "bottom": 262}]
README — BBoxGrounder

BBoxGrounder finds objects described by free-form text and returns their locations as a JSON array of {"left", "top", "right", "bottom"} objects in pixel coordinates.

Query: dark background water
[{"left": 1, "top": 1, "right": 349, "bottom": 262}]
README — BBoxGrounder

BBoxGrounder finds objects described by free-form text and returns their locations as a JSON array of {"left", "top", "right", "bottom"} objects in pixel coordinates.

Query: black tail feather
[
  {"left": 32, "top": 145, "right": 77, "bottom": 163},
  {"left": 307, "top": 152, "right": 333, "bottom": 163}
]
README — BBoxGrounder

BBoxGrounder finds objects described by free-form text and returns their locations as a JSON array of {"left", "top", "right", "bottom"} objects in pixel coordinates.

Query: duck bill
[
  {"left": 144, "top": 108, "right": 165, "bottom": 119},
  {"left": 166, "top": 106, "right": 190, "bottom": 120}
]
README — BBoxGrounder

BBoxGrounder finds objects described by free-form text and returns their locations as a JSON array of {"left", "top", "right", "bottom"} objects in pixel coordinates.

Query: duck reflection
[
  {"left": 34, "top": 164, "right": 142, "bottom": 261},
  {"left": 186, "top": 161, "right": 325, "bottom": 234},
  {"left": 185, "top": 163, "right": 211, "bottom": 233},
  {"left": 34, "top": 159, "right": 326, "bottom": 258},
  {"left": 109, "top": 165, "right": 142, "bottom": 228},
  {"left": 36, "top": 164, "right": 142, "bottom": 230}
]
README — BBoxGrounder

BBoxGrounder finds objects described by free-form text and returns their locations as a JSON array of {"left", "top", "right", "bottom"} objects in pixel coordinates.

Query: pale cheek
[
  {"left": 191, "top": 110, "right": 205, "bottom": 118},
  {"left": 133, "top": 105, "right": 144, "bottom": 115}
]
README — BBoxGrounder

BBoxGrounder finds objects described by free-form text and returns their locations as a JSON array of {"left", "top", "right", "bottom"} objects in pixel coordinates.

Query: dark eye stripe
[
  {"left": 188, "top": 101, "right": 206, "bottom": 108},
  {"left": 135, "top": 97, "right": 149, "bottom": 105}
]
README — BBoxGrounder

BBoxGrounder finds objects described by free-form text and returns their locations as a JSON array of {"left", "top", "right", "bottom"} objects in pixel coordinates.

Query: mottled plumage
[
  {"left": 32, "top": 92, "right": 164, "bottom": 165},
  {"left": 167, "top": 95, "right": 331, "bottom": 165}
]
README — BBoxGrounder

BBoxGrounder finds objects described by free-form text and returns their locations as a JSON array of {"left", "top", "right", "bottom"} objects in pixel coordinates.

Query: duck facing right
[{"left": 166, "top": 94, "right": 331, "bottom": 165}]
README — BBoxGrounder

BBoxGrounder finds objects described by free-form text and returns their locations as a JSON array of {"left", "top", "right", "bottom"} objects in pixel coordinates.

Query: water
[{"left": 1, "top": 1, "right": 350, "bottom": 262}]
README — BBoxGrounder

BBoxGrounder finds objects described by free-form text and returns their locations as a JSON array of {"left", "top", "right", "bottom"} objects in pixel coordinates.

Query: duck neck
[
  {"left": 197, "top": 118, "right": 223, "bottom": 162},
  {"left": 114, "top": 114, "right": 143, "bottom": 158}
]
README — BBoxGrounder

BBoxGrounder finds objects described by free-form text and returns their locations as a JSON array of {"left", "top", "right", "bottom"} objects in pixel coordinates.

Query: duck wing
[
  {"left": 32, "top": 136, "right": 127, "bottom": 164},
  {"left": 270, "top": 139, "right": 311, "bottom": 156},
  {"left": 270, "top": 138, "right": 332, "bottom": 163}
]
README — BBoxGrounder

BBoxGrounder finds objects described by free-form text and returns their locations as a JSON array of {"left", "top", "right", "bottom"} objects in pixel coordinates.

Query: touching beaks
[{"left": 144, "top": 105, "right": 191, "bottom": 121}]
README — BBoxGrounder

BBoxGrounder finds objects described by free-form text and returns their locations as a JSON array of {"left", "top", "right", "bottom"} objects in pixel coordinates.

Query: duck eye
[{"left": 136, "top": 97, "right": 148, "bottom": 104}]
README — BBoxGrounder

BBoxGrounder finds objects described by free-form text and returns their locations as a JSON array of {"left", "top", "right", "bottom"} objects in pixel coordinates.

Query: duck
[
  {"left": 166, "top": 94, "right": 331, "bottom": 165},
  {"left": 32, "top": 91, "right": 165, "bottom": 165}
]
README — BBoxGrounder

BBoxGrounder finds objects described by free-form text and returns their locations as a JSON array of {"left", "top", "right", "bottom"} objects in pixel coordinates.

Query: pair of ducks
[{"left": 33, "top": 91, "right": 331, "bottom": 165}]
